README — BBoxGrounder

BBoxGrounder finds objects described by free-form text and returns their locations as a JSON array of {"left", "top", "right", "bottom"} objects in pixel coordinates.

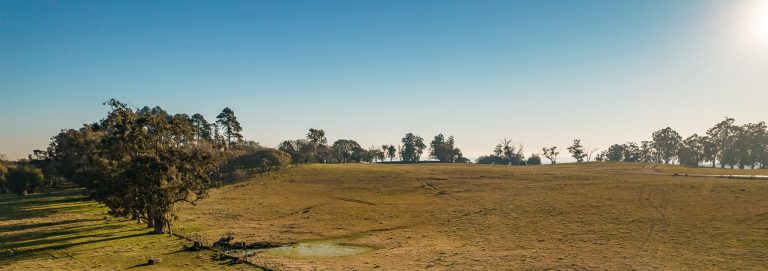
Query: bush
[
  {"left": 526, "top": 155, "right": 542, "bottom": 165},
  {"left": 224, "top": 148, "right": 292, "bottom": 174},
  {"left": 6, "top": 165, "right": 44, "bottom": 195}
]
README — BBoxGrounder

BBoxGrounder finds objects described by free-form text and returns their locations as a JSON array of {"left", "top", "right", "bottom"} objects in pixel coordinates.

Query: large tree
[
  {"left": 49, "top": 100, "right": 220, "bottom": 234},
  {"left": 216, "top": 107, "right": 243, "bottom": 149},
  {"left": 652, "top": 127, "right": 682, "bottom": 164},
  {"left": 400, "top": 133, "right": 426, "bottom": 163}
]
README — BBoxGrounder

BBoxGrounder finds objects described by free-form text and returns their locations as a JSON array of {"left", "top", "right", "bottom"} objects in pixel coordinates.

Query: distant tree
[
  {"left": 429, "top": 134, "right": 463, "bottom": 162},
  {"left": 477, "top": 140, "right": 526, "bottom": 165},
  {"left": 5, "top": 165, "right": 44, "bottom": 195},
  {"left": 605, "top": 144, "right": 625, "bottom": 161},
  {"left": 678, "top": 134, "right": 706, "bottom": 167},
  {"left": 223, "top": 149, "right": 292, "bottom": 173},
  {"left": 594, "top": 152, "right": 606, "bottom": 162},
  {"left": 386, "top": 145, "right": 397, "bottom": 162},
  {"left": 706, "top": 117, "right": 737, "bottom": 168},
  {"left": 699, "top": 135, "right": 718, "bottom": 168},
  {"left": 622, "top": 142, "right": 641, "bottom": 162},
  {"left": 332, "top": 139, "right": 364, "bottom": 163},
  {"left": 734, "top": 122, "right": 768, "bottom": 169},
  {"left": 400, "top": 133, "right": 426, "bottom": 163},
  {"left": 527, "top": 154, "right": 542, "bottom": 165},
  {"left": 500, "top": 139, "right": 525, "bottom": 165},
  {"left": 639, "top": 141, "right": 658, "bottom": 163},
  {"left": 278, "top": 139, "right": 312, "bottom": 164},
  {"left": 369, "top": 147, "right": 385, "bottom": 162},
  {"left": 190, "top": 113, "right": 213, "bottom": 141},
  {"left": 216, "top": 107, "right": 243, "bottom": 149},
  {"left": 567, "top": 139, "right": 587, "bottom": 162},
  {"left": 306, "top": 128, "right": 328, "bottom": 163},
  {"left": 652, "top": 127, "right": 682, "bottom": 164},
  {"left": 360, "top": 149, "right": 374, "bottom": 163},
  {"left": 541, "top": 146, "right": 559, "bottom": 164},
  {"left": 493, "top": 144, "right": 503, "bottom": 157}
]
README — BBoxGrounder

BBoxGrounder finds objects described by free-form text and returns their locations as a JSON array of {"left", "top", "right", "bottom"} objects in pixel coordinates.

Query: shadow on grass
[
  {"left": 0, "top": 189, "right": 92, "bottom": 220},
  {"left": 0, "top": 218, "right": 102, "bottom": 233},
  {"left": 0, "top": 232, "right": 150, "bottom": 264},
  {"left": 1, "top": 224, "right": 135, "bottom": 251},
  {"left": 0, "top": 188, "right": 157, "bottom": 266}
]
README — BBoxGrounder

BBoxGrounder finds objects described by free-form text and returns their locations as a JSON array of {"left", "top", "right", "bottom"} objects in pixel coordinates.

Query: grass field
[
  {"left": 3, "top": 163, "right": 768, "bottom": 270},
  {"left": 0, "top": 189, "right": 255, "bottom": 270}
]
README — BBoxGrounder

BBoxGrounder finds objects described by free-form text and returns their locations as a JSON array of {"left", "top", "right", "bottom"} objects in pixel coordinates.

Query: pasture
[{"left": 2, "top": 163, "right": 768, "bottom": 270}]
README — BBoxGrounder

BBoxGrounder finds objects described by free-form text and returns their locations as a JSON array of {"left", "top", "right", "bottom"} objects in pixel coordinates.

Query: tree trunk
[{"left": 153, "top": 215, "right": 167, "bottom": 234}]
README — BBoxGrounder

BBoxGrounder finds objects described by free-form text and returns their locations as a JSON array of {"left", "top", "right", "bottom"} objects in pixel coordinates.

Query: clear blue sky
[{"left": 1, "top": 0, "right": 767, "bottom": 160}]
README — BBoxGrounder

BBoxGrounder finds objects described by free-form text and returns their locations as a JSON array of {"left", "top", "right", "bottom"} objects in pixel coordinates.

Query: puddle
[{"left": 255, "top": 240, "right": 375, "bottom": 259}]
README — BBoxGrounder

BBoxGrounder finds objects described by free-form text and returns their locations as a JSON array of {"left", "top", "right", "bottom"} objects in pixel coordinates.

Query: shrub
[
  {"left": 527, "top": 155, "right": 542, "bottom": 165},
  {"left": 6, "top": 165, "right": 45, "bottom": 195}
]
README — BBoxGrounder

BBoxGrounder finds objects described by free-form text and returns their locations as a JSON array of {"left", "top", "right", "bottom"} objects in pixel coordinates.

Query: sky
[{"left": 1, "top": 0, "right": 767, "bottom": 161}]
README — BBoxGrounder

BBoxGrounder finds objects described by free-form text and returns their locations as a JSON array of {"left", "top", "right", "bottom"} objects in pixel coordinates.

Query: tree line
[
  {"left": 586, "top": 118, "right": 768, "bottom": 169},
  {"left": 277, "top": 131, "right": 467, "bottom": 164}
]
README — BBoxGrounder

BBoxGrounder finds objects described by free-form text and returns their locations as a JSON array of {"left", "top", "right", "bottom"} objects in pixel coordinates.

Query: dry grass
[
  {"left": 2, "top": 163, "right": 767, "bottom": 270},
  {"left": 177, "top": 163, "right": 768, "bottom": 270}
]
